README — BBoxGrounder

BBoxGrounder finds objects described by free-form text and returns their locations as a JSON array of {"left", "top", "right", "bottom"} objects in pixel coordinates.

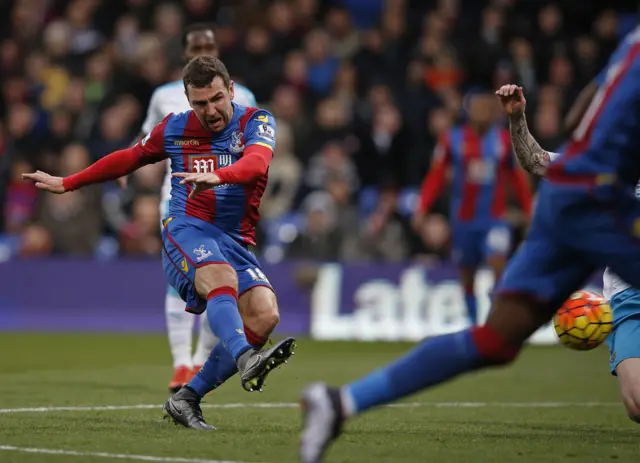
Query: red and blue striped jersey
[
  {"left": 139, "top": 103, "right": 276, "bottom": 245},
  {"left": 417, "top": 124, "right": 532, "bottom": 224},
  {"left": 548, "top": 26, "right": 640, "bottom": 189}
]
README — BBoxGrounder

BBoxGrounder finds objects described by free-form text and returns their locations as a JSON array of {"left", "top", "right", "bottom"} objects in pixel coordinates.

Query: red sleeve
[
  {"left": 417, "top": 133, "right": 451, "bottom": 213},
  {"left": 215, "top": 144, "right": 272, "bottom": 184},
  {"left": 63, "top": 116, "right": 169, "bottom": 191}
]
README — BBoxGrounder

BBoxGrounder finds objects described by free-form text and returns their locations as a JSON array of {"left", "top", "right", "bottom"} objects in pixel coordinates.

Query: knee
[
  {"left": 195, "top": 264, "right": 238, "bottom": 297},
  {"left": 242, "top": 289, "right": 280, "bottom": 335},
  {"left": 471, "top": 325, "right": 522, "bottom": 366},
  {"left": 253, "top": 296, "right": 280, "bottom": 332}
]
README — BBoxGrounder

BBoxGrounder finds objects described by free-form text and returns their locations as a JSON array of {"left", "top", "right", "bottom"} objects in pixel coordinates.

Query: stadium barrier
[{"left": 0, "top": 260, "right": 602, "bottom": 344}]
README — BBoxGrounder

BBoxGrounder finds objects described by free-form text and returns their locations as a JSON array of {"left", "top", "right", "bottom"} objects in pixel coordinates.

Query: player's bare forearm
[{"left": 508, "top": 115, "right": 551, "bottom": 178}]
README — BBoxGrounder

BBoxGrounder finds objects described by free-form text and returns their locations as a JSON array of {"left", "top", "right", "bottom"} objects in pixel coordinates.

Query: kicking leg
[
  {"left": 190, "top": 264, "right": 292, "bottom": 393},
  {"left": 188, "top": 283, "right": 285, "bottom": 397},
  {"left": 299, "top": 215, "right": 592, "bottom": 463},
  {"left": 300, "top": 294, "right": 547, "bottom": 463}
]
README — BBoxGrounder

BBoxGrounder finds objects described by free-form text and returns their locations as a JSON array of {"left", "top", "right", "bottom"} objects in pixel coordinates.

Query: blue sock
[
  {"left": 188, "top": 327, "right": 268, "bottom": 397},
  {"left": 205, "top": 287, "right": 251, "bottom": 360},
  {"left": 464, "top": 291, "right": 478, "bottom": 324},
  {"left": 189, "top": 341, "right": 237, "bottom": 396},
  {"left": 343, "top": 329, "right": 487, "bottom": 415}
]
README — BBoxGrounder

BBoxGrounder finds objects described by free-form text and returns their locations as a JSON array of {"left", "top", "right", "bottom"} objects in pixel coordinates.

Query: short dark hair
[
  {"left": 183, "top": 55, "right": 230, "bottom": 92},
  {"left": 182, "top": 22, "right": 216, "bottom": 48}
]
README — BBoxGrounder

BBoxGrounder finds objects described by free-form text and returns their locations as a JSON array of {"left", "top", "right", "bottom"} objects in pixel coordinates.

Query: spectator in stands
[
  {"left": 286, "top": 191, "right": 343, "bottom": 261},
  {"left": 38, "top": 144, "right": 102, "bottom": 255}
]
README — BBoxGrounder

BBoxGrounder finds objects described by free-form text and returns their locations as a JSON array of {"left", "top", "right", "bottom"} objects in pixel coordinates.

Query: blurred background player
[
  {"left": 24, "top": 55, "right": 294, "bottom": 430},
  {"left": 412, "top": 91, "right": 532, "bottom": 324},
  {"left": 496, "top": 82, "right": 640, "bottom": 423},
  {"left": 129, "top": 23, "right": 258, "bottom": 393},
  {"left": 299, "top": 23, "right": 640, "bottom": 463}
]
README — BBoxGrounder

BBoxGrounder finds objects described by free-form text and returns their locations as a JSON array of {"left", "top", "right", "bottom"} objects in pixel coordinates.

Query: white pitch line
[
  {"left": 0, "top": 401, "right": 620, "bottom": 414},
  {"left": 0, "top": 445, "right": 253, "bottom": 463}
]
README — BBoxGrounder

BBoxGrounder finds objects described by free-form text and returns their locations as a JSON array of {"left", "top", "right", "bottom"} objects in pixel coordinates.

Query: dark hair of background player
[
  {"left": 182, "top": 23, "right": 218, "bottom": 61},
  {"left": 182, "top": 22, "right": 216, "bottom": 48}
]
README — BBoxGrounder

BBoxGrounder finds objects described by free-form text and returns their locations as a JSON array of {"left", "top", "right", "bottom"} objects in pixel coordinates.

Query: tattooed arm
[
  {"left": 508, "top": 114, "right": 553, "bottom": 178},
  {"left": 496, "top": 84, "right": 560, "bottom": 178}
]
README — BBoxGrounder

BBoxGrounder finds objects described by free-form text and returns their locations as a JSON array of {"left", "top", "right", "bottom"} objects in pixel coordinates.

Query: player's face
[
  {"left": 187, "top": 76, "right": 235, "bottom": 132},
  {"left": 468, "top": 94, "right": 496, "bottom": 128},
  {"left": 184, "top": 30, "right": 218, "bottom": 60}
]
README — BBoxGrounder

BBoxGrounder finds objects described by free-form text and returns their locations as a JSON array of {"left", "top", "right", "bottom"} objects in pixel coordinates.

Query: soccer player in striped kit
[
  {"left": 413, "top": 91, "right": 532, "bottom": 324},
  {"left": 132, "top": 23, "right": 258, "bottom": 393},
  {"left": 25, "top": 56, "right": 295, "bottom": 430}
]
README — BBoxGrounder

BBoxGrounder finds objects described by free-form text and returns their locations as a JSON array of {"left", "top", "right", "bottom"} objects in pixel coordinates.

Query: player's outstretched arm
[
  {"left": 116, "top": 132, "right": 147, "bottom": 189},
  {"left": 496, "top": 85, "right": 552, "bottom": 178},
  {"left": 24, "top": 117, "right": 170, "bottom": 194}
]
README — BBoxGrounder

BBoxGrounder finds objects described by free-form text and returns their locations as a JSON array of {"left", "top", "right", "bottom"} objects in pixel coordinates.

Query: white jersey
[
  {"left": 547, "top": 151, "right": 633, "bottom": 300},
  {"left": 140, "top": 80, "right": 257, "bottom": 211}
]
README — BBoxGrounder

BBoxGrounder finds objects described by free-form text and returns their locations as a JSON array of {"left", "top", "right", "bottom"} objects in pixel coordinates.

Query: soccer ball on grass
[{"left": 553, "top": 290, "right": 613, "bottom": 351}]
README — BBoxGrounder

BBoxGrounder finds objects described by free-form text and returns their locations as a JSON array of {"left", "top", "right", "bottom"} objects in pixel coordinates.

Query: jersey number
[{"left": 246, "top": 268, "right": 269, "bottom": 283}]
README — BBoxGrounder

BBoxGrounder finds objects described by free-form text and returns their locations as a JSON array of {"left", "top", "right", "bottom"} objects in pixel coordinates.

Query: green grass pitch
[{"left": 0, "top": 334, "right": 638, "bottom": 462}]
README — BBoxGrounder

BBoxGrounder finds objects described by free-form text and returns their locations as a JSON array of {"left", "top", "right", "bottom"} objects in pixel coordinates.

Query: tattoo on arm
[{"left": 509, "top": 116, "right": 551, "bottom": 177}]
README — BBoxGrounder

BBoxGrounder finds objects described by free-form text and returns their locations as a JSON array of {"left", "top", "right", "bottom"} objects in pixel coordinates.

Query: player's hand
[
  {"left": 172, "top": 172, "right": 221, "bottom": 198},
  {"left": 21, "top": 170, "right": 66, "bottom": 194},
  {"left": 495, "top": 84, "right": 526, "bottom": 119}
]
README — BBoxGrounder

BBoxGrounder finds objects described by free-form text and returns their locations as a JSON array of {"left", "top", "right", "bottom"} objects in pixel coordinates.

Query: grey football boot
[
  {"left": 236, "top": 336, "right": 297, "bottom": 392},
  {"left": 162, "top": 386, "right": 215, "bottom": 430},
  {"left": 299, "top": 382, "right": 345, "bottom": 463}
]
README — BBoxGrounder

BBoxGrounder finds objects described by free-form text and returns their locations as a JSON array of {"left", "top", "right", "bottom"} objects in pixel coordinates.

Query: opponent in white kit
[
  {"left": 497, "top": 81, "right": 640, "bottom": 422},
  {"left": 135, "top": 23, "right": 257, "bottom": 392}
]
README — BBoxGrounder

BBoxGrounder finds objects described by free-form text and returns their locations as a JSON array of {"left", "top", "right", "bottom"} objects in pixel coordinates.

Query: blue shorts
[
  {"left": 497, "top": 181, "right": 640, "bottom": 311},
  {"left": 607, "top": 288, "right": 640, "bottom": 375},
  {"left": 161, "top": 216, "right": 273, "bottom": 314},
  {"left": 451, "top": 221, "right": 512, "bottom": 268}
]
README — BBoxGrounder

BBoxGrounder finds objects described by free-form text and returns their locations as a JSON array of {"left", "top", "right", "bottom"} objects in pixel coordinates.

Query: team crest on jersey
[
  {"left": 229, "top": 131, "right": 244, "bottom": 153},
  {"left": 193, "top": 245, "right": 213, "bottom": 262}
]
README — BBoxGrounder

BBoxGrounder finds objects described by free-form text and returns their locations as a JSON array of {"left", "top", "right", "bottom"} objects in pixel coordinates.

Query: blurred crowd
[{"left": 0, "top": 0, "right": 637, "bottom": 263}]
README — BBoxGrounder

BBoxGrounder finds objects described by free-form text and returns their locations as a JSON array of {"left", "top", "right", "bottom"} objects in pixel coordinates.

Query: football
[{"left": 553, "top": 290, "right": 613, "bottom": 350}]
